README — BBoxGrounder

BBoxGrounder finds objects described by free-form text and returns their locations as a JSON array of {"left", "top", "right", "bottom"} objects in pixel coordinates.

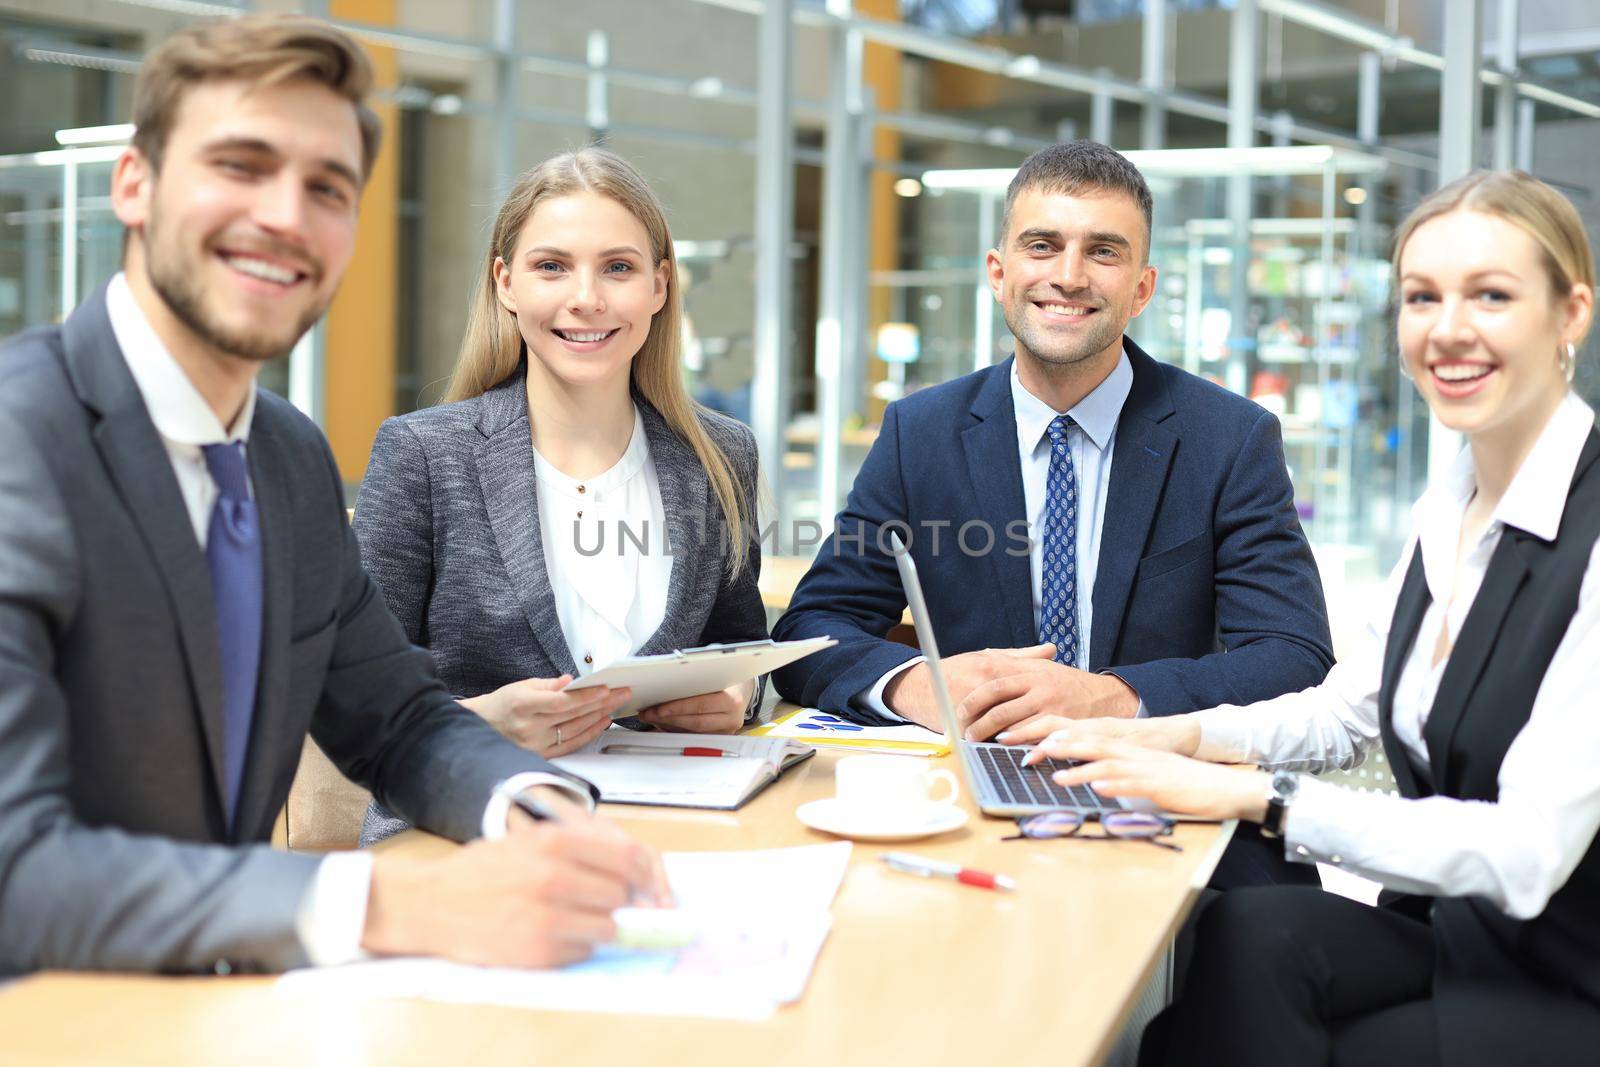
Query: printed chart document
[
  {"left": 749, "top": 706, "right": 950, "bottom": 757},
  {"left": 553, "top": 729, "right": 815, "bottom": 809},
  {"left": 277, "top": 842, "right": 854, "bottom": 1020},
  {"left": 564, "top": 637, "right": 835, "bottom": 717}
]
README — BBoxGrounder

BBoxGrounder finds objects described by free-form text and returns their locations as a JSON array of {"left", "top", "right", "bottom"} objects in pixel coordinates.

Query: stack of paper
[
  {"left": 277, "top": 842, "right": 853, "bottom": 1020},
  {"left": 749, "top": 706, "right": 950, "bottom": 757}
]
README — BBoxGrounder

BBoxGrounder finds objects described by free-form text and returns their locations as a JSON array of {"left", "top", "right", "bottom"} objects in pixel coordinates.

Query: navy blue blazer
[{"left": 771, "top": 339, "right": 1334, "bottom": 723}]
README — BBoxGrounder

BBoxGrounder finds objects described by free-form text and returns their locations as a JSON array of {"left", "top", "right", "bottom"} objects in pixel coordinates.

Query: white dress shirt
[
  {"left": 534, "top": 406, "right": 672, "bottom": 674},
  {"left": 861, "top": 351, "right": 1134, "bottom": 717},
  {"left": 107, "top": 273, "right": 256, "bottom": 540},
  {"left": 1195, "top": 392, "right": 1600, "bottom": 920},
  {"left": 106, "top": 273, "right": 587, "bottom": 968}
]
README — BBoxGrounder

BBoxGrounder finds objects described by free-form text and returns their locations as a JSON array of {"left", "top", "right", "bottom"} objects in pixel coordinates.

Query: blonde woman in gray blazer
[{"left": 357, "top": 149, "right": 766, "bottom": 843}]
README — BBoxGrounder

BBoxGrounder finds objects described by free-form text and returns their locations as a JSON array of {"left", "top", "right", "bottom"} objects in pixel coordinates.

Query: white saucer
[{"left": 796, "top": 798, "right": 969, "bottom": 842}]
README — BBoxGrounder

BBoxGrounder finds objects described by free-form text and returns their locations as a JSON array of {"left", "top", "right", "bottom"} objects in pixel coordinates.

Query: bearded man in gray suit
[{"left": 0, "top": 14, "right": 667, "bottom": 976}]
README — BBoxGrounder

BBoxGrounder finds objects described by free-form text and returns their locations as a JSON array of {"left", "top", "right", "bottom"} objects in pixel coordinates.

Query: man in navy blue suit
[{"left": 774, "top": 140, "right": 1333, "bottom": 805}]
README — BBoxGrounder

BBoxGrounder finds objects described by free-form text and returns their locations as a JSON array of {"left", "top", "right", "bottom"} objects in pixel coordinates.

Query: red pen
[
  {"left": 880, "top": 852, "right": 1016, "bottom": 891},
  {"left": 601, "top": 744, "right": 740, "bottom": 758}
]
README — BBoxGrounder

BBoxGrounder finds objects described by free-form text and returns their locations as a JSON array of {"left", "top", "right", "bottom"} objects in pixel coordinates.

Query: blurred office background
[{"left": 3, "top": 0, "right": 1599, "bottom": 642}]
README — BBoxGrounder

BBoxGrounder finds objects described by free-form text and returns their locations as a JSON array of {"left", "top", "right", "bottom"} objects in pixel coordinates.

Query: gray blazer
[
  {"left": 0, "top": 285, "right": 591, "bottom": 975},
  {"left": 354, "top": 371, "right": 768, "bottom": 843}
]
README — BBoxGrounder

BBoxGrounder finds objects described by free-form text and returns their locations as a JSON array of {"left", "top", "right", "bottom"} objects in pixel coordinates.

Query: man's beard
[
  {"left": 1003, "top": 290, "right": 1126, "bottom": 372},
  {"left": 143, "top": 215, "right": 325, "bottom": 364}
]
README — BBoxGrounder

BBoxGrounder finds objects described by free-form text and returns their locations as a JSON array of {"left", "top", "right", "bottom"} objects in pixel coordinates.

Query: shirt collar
[
  {"left": 1011, "top": 347, "right": 1132, "bottom": 456},
  {"left": 105, "top": 271, "right": 254, "bottom": 447},
  {"left": 1416, "top": 390, "right": 1596, "bottom": 543}
]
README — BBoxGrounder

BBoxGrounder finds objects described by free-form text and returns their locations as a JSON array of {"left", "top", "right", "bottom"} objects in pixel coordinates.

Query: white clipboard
[{"left": 562, "top": 637, "right": 836, "bottom": 716}]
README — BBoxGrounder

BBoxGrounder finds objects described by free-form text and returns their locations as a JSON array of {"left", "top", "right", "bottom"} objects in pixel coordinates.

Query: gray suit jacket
[
  {"left": 354, "top": 371, "right": 767, "bottom": 843},
  {"left": 0, "top": 285, "right": 592, "bottom": 975}
]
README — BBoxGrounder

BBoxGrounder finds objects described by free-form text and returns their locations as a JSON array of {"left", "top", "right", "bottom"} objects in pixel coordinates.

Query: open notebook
[{"left": 552, "top": 730, "right": 815, "bottom": 810}]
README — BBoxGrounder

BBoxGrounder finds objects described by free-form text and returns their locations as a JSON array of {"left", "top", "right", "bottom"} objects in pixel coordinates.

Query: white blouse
[
  {"left": 533, "top": 406, "right": 673, "bottom": 675},
  {"left": 1195, "top": 392, "right": 1600, "bottom": 920}
]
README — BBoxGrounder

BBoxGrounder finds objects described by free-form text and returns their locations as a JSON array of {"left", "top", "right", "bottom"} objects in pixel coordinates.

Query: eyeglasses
[{"left": 1001, "top": 810, "right": 1182, "bottom": 852}]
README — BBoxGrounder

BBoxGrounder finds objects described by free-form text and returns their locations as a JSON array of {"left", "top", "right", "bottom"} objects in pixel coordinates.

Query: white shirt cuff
[
  {"left": 481, "top": 771, "right": 594, "bottom": 840},
  {"left": 296, "top": 850, "right": 376, "bottom": 967},
  {"left": 857, "top": 656, "right": 927, "bottom": 722},
  {"left": 1281, "top": 774, "right": 1347, "bottom": 866},
  {"left": 1193, "top": 706, "right": 1257, "bottom": 764}
]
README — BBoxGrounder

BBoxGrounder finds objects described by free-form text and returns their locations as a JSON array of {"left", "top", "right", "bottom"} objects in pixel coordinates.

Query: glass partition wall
[
  {"left": 0, "top": 146, "right": 120, "bottom": 340},
  {"left": 0, "top": 138, "right": 310, "bottom": 409},
  {"left": 6, "top": 0, "right": 1597, "bottom": 586},
  {"left": 909, "top": 147, "right": 1423, "bottom": 583}
]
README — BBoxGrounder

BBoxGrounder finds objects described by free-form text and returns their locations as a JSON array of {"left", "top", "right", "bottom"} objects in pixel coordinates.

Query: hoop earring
[{"left": 1561, "top": 342, "right": 1577, "bottom": 384}]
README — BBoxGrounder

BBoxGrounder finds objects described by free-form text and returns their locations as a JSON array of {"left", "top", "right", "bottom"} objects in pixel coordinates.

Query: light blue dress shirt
[{"left": 859, "top": 350, "right": 1134, "bottom": 718}]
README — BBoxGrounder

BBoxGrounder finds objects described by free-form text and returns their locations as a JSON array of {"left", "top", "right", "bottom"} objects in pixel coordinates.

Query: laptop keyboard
[{"left": 974, "top": 744, "right": 1119, "bottom": 811}]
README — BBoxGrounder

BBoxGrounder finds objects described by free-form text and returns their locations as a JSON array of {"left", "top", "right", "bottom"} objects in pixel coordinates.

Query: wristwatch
[{"left": 1260, "top": 770, "right": 1301, "bottom": 839}]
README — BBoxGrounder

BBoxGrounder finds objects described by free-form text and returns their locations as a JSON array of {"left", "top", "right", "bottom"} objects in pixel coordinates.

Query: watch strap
[
  {"left": 1260, "top": 771, "right": 1298, "bottom": 839},
  {"left": 1262, "top": 794, "right": 1288, "bottom": 838}
]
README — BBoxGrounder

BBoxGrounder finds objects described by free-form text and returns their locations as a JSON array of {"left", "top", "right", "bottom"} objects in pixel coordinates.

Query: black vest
[{"left": 1379, "top": 429, "right": 1600, "bottom": 1011}]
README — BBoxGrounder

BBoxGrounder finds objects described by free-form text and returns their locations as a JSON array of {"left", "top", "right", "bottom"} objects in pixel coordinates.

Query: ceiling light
[{"left": 55, "top": 124, "right": 134, "bottom": 146}]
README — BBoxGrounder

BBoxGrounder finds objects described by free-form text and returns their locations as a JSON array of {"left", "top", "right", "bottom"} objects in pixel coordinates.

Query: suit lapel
[
  {"left": 1089, "top": 342, "right": 1177, "bottom": 669},
  {"left": 1423, "top": 534, "right": 1531, "bottom": 790},
  {"left": 1379, "top": 548, "right": 1431, "bottom": 799},
  {"left": 232, "top": 415, "right": 295, "bottom": 841},
  {"left": 475, "top": 378, "right": 579, "bottom": 677},
  {"left": 64, "top": 288, "right": 230, "bottom": 820},
  {"left": 960, "top": 360, "right": 1036, "bottom": 647},
  {"left": 635, "top": 402, "right": 704, "bottom": 656}
]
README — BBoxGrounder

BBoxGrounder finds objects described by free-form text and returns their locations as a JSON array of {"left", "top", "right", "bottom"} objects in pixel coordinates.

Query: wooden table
[{"left": 0, "top": 750, "right": 1231, "bottom": 1067}]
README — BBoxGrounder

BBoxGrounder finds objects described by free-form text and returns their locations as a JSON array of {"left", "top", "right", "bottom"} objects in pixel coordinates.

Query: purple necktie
[{"left": 202, "top": 441, "right": 263, "bottom": 828}]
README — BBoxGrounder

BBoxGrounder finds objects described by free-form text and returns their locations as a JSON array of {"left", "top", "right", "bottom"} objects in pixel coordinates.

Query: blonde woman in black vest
[{"left": 1002, "top": 170, "right": 1598, "bottom": 1066}]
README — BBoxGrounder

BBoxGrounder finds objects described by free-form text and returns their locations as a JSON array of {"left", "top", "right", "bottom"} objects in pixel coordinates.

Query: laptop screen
[{"left": 887, "top": 531, "right": 964, "bottom": 751}]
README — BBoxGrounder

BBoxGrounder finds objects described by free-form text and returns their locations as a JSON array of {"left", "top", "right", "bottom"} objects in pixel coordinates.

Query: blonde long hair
[{"left": 446, "top": 148, "right": 754, "bottom": 574}]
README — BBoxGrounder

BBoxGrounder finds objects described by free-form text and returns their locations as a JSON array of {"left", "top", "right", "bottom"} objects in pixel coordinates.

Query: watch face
[{"left": 1272, "top": 771, "right": 1300, "bottom": 801}]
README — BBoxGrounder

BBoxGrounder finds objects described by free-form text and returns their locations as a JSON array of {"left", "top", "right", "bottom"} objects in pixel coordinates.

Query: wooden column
[
  {"left": 859, "top": 0, "right": 902, "bottom": 424},
  {"left": 324, "top": 0, "right": 400, "bottom": 483}
]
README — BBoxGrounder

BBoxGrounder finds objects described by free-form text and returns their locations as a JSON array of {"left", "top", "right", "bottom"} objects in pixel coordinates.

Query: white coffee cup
[{"left": 834, "top": 755, "right": 960, "bottom": 815}]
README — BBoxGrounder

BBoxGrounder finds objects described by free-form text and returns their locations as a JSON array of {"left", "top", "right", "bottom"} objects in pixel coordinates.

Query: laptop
[{"left": 889, "top": 532, "right": 1167, "bottom": 820}]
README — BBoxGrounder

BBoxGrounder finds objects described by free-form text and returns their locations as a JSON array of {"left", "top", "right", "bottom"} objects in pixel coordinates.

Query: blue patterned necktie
[
  {"left": 202, "top": 441, "right": 263, "bottom": 827},
  {"left": 1038, "top": 414, "right": 1080, "bottom": 667}
]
